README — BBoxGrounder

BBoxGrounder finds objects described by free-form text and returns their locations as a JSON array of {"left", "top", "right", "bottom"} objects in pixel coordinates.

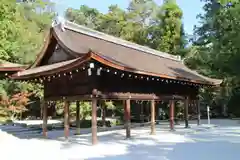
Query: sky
[{"left": 53, "top": 0, "right": 205, "bottom": 35}]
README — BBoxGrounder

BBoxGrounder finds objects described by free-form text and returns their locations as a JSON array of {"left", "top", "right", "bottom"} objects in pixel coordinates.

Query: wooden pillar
[
  {"left": 40, "top": 101, "right": 43, "bottom": 119},
  {"left": 197, "top": 99, "right": 201, "bottom": 125},
  {"left": 184, "top": 97, "right": 189, "bottom": 128},
  {"left": 42, "top": 100, "right": 48, "bottom": 138},
  {"left": 169, "top": 100, "right": 175, "bottom": 131},
  {"left": 150, "top": 100, "right": 156, "bottom": 135},
  {"left": 52, "top": 102, "right": 57, "bottom": 118},
  {"left": 75, "top": 101, "right": 80, "bottom": 135},
  {"left": 102, "top": 104, "right": 106, "bottom": 128},
  {"left": 92, "top": 98, "right": 98, "bottom": 145},
  {"left": 155, "top": 102, "right": 159, "bottom": 121},
  {"left": 124, "top": 99, "right": 131, "bottom": 139},
  {"left": 140, "top": 102, "right": 144, "bottom": 123},
  {"left": 64, "top": 101, "right": 70, "bottom": 139}
]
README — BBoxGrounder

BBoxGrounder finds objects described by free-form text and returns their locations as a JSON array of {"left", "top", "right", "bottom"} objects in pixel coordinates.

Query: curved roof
[{"left": 11, "top": 20, "right": 222, "bottom": 86}]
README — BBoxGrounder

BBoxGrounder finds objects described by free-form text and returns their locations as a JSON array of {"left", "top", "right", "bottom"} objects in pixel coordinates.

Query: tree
[
  {"left": 156, "top": 0, "right": 183, "bottom": 55},
  {"left": 65, "top": 5, "right": 100, "bottom": 29},
  {"left": 0, "top": 0, "right": 54, "bottom": 64},
  {"left": 97, "top": 5, "right": 129, "bottom": 38},
  {"left": 127, "top": 0, "right": 158, "bottom": 44},
  {"left": 0, "top": 92, "right": 32, "bottom": 120}
]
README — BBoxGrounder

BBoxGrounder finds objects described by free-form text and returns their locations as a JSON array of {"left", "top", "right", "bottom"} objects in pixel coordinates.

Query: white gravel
[{"left": 0, "top": 119, "right": 239, "bottom": 160}]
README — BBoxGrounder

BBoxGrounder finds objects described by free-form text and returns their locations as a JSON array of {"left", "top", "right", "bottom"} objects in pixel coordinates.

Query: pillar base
[
  {"left": 170, "top": 129, "right": 175, "bottom": 132},
  {"left": 74, "top": 133, "right": 81, "bottom": 135},
  {"left": 102, "top": 125, "right": 107, "bottom": 128},
  {"left": 150, "top": 131, "right": 156, "bottom": 135},
  {"left": 124, "top": 137, "right": 132, "bottom": 140},
  {"left": 75, "top": 128, "right": 81, "bottom": 135},
  {"left": 42, "top": 133, "right": 48, "bottom": 138},
  {"left": 92, "top": 138, "right": 98, "bottom": 145},
  {"left": 140, "top": 123, "right": 145, "bottom": 127}
]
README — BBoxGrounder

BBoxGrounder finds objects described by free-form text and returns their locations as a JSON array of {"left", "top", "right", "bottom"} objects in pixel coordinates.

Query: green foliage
[
  {"left": 65, "top": 5, "right": 100, "bottom": 29},
  {"left": 156, "top": 0, "right": 183, "bottom": 55},
  {"left": 55, "top": 101, "right": 91, "bottom": 120},
  {"left": 78, "top": 102, "right": 91, "bottom": 120},
  {"left": 0, "top": 0, "right": 54, "bottom": 64},
  {"left": 104, "top": 101, "right": 115, "bottom": 110}
]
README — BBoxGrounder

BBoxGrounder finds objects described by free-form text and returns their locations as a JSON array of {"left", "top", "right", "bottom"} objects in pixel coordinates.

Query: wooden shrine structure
[{"left": 11, "top": 20, "right": 222, "bottom": 145}]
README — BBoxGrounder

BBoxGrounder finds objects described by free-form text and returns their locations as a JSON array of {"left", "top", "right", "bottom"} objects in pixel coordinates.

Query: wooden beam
[
  {"left": 124, "top": 99, "right": 131, "bottom": 139},
  {"left": 169, "top": 100, "right": 175, "bottom": 131},
  {"left": 75, "top": 101, "right": 80, "bottom": 135},
  {"left": 64, "top": 101, "right": 70, "bottom": 139},
  {"left": 42, "top": 100, "right": 48, "bottom": 138},
  {"left": 92, "top": 98, "right": 98, "bottom": 145},
  {"left": 150, "top": 100, "right": 156, "bottom": 135},
  {"left": 44, "top": 93, "right": 185, "bottom": 101},
  {"left": 184, "top": 97, "right": 189, "bottom": 128}
]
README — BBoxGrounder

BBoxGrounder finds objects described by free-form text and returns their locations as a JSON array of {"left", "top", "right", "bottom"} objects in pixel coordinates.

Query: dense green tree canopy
[
  {"left": 0, "top": 0, "right": 54, "bottom": 64},
  {"left": 188, "top": 0, "right": 240, "bottom": 116}
]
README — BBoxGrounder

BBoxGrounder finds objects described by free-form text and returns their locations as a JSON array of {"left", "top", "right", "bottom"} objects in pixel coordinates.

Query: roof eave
[
  {"left": 27, "top": 30, "right": 53, "bottom": 69},
  {"left": 0, "top": 66, "right": 27, "bottom": 72},
  {"left": 10, "top": 53, "right": 92, "bottom": 80},
  {"left": 11, "top": 51, "right": 221, "bottom": 86},
  {"left": 90, "top": 51, "right": 216, "bottom": 86},
  {"left": 206, "top": 78, "right": 223, "bottom": 86}
]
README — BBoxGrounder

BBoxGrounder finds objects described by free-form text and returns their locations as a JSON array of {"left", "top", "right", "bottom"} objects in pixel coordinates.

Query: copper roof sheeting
[
  {"left": 12, "top": 20, "right": 222, "bottom": 85},
  {"left": 14, "top": 56, "right": 91, "bottom": 78},
  {"left": 0, "top": 59, "right": 26, "bottom": 71},
  {"left": 64, "top": 21, "right": 181, "bottom": 61},
  {"left": 57, "top": 22, "right": 221, "bottom": 85}
]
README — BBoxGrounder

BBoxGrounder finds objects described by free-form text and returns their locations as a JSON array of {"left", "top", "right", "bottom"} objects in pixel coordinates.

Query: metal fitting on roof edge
[
  {"left": 52, "top": 15, "right": 66, "bottom": 32},
  {"left": 176, "top": 55, "right": 181, "bottom": 61}
]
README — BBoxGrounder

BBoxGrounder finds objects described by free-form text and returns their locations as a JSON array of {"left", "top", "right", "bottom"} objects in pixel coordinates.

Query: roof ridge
[{"left": 64, "top": 21, "right": 182, "bottom": 62}]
